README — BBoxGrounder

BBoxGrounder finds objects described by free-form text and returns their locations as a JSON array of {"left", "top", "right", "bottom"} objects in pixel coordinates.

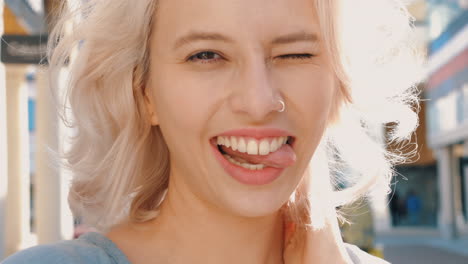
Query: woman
[{"left": 4, "top": 0, "right": 421, "bottom": 263}]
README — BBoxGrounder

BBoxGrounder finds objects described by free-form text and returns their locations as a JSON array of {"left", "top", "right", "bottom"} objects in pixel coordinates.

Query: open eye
[{"left": 187, "top": 51, "right": 223, "bottom": 64}]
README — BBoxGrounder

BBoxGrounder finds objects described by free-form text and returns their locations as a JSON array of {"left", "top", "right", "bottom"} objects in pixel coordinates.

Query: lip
[
  {"left": 210, "top": 128, "right": 295, "bottom": 186},
  {"left": 211, "top": 142, "right": 285, "bottom": 185}
]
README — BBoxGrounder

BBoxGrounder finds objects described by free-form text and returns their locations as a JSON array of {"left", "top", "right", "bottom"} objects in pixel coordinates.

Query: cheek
[
  {"left": 152, "top": 73, "right": 214, "bottom": 132},
  {"left": 280, "top": 68, "right": 335, "bottom": 162},
  {"left": 278, "top": 68, "right": 335, "bottom": 121},
  {"left": 149, "top": 68, "right": 226, "bottom": 166}
]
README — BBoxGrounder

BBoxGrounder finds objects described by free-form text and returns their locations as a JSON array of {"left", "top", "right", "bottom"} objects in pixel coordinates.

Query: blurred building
[
  {"left": 425, "top": 0, "right": 468, "bottom": 239},
  {"left": 0, "top": 0, "right": 74, "bottom": 260},
  {"left": 373, "top": 0, "right": 468, "bottom": 244}
]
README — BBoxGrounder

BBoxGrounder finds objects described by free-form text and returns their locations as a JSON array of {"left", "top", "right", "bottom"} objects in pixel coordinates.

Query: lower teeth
[{"left": 223, "top": 154, "right": 265, "bottom": 170}]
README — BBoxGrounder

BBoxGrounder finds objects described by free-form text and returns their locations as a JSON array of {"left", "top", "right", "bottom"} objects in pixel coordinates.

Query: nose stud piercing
[{"left": 277, "top": 100, "right": 285, "bottom": 113}]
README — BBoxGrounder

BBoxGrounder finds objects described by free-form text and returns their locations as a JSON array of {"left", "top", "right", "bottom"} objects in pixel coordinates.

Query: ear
[{"left": 143, "top": 88, "right": 159, "bottom": 126}]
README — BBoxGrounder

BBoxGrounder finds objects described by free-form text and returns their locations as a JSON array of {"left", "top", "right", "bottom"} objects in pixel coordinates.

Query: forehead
[{"left": 152, "top": 0, "right": 320, "bottom": 45}]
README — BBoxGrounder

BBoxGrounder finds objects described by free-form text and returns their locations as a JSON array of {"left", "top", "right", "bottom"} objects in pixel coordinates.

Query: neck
[{"left": 148, "top": 179, "right": 285, "bottom": 264}]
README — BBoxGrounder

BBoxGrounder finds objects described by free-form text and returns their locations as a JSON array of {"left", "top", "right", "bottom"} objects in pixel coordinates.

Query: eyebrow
[{"left": 173, "top": 31, "right": 319, "bottom": 50}]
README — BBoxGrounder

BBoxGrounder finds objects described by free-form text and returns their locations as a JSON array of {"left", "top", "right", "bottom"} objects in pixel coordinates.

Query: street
[{"left": 384, "top": 245, "right": 468, "bottom": 264}]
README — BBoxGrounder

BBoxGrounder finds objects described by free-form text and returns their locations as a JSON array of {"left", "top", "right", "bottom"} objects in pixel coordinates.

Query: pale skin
[{"left": 107, "top": 0, "right": 351, "bottom": 263}]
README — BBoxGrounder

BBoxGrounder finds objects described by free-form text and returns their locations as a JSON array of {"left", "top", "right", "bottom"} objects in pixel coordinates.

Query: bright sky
[{"left": 27, "top": 0, "right": 43, "bottom": 14}]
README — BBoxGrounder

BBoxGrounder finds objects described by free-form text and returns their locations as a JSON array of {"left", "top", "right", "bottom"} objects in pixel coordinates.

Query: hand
[{"left": 282, "top": 178, "right": 352, "bottom": 264}]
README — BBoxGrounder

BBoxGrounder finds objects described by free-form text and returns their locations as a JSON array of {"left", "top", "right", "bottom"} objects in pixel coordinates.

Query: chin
[{"left": 217, "top": 183, "right": 293, "bottom": 219}]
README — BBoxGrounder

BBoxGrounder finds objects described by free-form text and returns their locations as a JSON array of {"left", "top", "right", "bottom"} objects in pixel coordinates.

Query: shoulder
[
  {"left": 2, "top": 233, "right": 130, "bottom": 264},
  {"left": 344, "top": 243, "right": 391, "bottom": 264}
]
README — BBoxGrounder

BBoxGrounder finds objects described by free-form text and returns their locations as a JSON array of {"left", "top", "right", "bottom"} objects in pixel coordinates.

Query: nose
[{"left": 229, "top": 59, "right": 282, "bottom": 122}]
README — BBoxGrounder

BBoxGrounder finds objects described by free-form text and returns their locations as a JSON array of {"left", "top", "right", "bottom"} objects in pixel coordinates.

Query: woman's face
[{"left": 147, "top": 0, "right": 337, "bottom": 217}]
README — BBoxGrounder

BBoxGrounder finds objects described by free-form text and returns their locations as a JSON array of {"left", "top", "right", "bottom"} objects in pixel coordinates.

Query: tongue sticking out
[{"left": 220, "top": 144, "right": 296, "bottom": 168}]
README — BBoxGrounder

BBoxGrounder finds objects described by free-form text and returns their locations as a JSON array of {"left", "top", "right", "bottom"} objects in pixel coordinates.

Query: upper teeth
[{"left": 217, "top": 136, "right": 288, "bottom": 155}]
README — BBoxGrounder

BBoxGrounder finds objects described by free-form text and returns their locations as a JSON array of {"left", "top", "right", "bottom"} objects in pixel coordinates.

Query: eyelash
[{"left": 187, "top": 51, "right": 314, "bottom": 64}]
